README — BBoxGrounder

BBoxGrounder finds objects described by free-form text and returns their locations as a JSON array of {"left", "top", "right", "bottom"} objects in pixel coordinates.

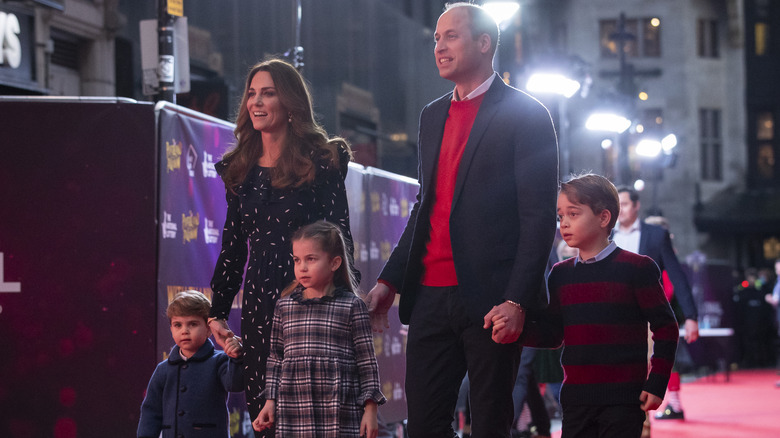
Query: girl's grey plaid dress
[{"left": 264, "top": 287, "right": 386, "bottom": 437}]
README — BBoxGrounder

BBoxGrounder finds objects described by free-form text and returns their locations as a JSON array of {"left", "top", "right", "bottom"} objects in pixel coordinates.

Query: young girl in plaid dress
[{"left": 253, "top": 221, "right": 386, "bottom": 437}]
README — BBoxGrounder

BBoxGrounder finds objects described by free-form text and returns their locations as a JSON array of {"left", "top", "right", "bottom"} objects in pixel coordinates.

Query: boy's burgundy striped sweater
[{"left": 524, "top": 247, "right": 678, "bottom": 406}]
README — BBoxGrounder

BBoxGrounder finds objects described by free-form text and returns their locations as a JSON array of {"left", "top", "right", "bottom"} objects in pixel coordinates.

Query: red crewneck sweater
[{"left": 421, "top": 93, "right": 485, "bottom": 286}]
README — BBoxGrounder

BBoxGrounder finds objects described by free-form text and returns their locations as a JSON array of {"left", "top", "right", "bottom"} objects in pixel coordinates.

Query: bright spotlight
[
  {"left": 585, "top": 113, "right": 631, "bottom": 133},
  {"left": 482, "top": 2, "right": 520, "bottom": 25},
  {"left": 526, "top": 73, "right": 581, "bottom": 98},
  {"left": 661, "top": 134, "right": 677, "bottom": 152},
  {"left": 636, "top": 139, "right": 662, "bottom": 157}
]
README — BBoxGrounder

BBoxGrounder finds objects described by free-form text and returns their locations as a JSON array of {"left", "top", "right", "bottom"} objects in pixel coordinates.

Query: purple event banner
[{"left": 156, "top": 104, "right": 415, "bottom": 430}]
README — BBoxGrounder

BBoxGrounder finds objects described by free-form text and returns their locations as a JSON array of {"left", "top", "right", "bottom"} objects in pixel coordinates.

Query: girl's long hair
[
  {"left": 282, "top": 221, "right": 359, "bottom": 297},
  {"left": 221, "top": 57, "right": 351, "bottom": 191}
]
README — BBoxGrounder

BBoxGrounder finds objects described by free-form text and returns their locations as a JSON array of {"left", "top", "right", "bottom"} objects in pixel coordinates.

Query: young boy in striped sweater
[{"left": 518, "top": 173, "right": 678, "bottom": 438}]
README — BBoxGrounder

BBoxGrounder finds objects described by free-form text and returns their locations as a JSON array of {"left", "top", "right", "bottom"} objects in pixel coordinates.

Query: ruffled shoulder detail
[
  {"left": 334, "top": 142, "right": 351, "bottom": 177},
  {"left": 214, "top": 159, "right": 230, "bottom": 177},
  {"left": 313, "top": 142, "right": 351, "bottom": 184}
]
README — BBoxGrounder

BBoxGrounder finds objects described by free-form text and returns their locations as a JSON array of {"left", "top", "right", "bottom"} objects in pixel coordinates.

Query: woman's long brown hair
[{"left": 221, "top": 58, "right": 351, "bottom": 191}]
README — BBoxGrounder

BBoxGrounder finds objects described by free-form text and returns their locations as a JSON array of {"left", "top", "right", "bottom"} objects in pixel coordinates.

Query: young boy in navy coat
[{"left": 138, "top": 290, "right": 243, "bottom": 438}]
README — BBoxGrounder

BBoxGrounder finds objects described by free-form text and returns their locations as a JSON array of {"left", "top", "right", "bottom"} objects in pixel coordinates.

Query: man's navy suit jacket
[
  {"left": 638, "top": 222, "right": 698, "bottom": 321},
  {"left": 379, "top": 75, "right": 559, "bottom": 324}
]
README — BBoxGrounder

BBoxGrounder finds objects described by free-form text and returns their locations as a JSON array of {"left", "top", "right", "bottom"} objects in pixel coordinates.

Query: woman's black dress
[{"left": 209, "top": 146, "right": 355, "bottom": 422}]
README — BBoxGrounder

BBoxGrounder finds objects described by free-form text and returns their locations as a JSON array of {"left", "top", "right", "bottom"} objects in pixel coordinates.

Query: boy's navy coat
[{"left": 138, "top": 339, "right": 243, "bottom": 438}]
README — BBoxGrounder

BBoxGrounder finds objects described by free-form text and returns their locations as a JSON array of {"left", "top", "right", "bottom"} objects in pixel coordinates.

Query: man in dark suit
[
  {"left": 615, "top": 186, "right": 699, "bottom": 422},
  {"left": 364, "top": 3, "right": 558, "bottom": 437}
]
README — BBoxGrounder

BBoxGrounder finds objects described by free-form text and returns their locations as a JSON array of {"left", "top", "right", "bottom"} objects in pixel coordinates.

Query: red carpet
[{"left": 552, "top": 368, "right": 780, "bottom": 438}]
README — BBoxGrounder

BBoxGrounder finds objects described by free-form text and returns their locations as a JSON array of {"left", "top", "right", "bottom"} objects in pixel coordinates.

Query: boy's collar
[
  {"left": 574, "top": 241, "right": 617, "bottom": 265},
  {"left": 168, "top": 338, "right": 215, "bottom": 364}
]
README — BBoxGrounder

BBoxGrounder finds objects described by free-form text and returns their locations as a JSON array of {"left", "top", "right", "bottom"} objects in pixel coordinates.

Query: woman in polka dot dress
[{"left": 207, "top": 58, "right": 357, "bottom": 436}]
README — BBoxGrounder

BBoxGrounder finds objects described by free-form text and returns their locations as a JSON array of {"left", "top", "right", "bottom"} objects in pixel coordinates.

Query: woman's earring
[{"left": 288, "top": 113, "right": 293, "bottom": 123}]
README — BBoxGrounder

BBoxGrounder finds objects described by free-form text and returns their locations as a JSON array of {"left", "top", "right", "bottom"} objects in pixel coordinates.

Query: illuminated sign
[
  {"left": 0, "top": 8, "right": 36, "bottom": 90},
  {"left": 0, "top": 11, "right": 21, "bottom": 68}
]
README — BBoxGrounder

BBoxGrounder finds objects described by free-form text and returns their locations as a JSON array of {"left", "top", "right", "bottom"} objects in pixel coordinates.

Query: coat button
[
  {"left": 180, "top": 386, "right": 187, "bottom": 392},
  {"left": 178, "top": 410, "right": 185, "bottom": 416}
]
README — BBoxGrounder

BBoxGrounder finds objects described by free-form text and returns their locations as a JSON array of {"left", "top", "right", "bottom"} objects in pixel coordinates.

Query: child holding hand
[
  {"left": 513, "top": 174, "right": 678, "bottom": 438},
  {"left": 253, "top": 221, "right": 386, "bottom": 437},
  {"left": 138, "top": 290, "right": 243, "bottom": 438}
]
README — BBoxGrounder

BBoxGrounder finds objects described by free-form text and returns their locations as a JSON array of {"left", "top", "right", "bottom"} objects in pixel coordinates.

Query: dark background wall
[{"left": 0, "top": 100, "right": 158, "bottom": 437}]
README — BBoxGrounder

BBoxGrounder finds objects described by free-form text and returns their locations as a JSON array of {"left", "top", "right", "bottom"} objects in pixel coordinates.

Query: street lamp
[
  {"left": 524, "top": 69, "right": 584, "bottom": 176},
  {"left": 526, "top": 73, "right": 581, "bottom": 98},
  {"left": 482, "top": 1, "right": 520, "bottom": 27},
  {"left": 635, "top": 133, "right": 678, "bottom": 215},
  {"left": 585, "top": 112, "right": 631, "bottom": 133},
  {"left": 585, "top": 111, "right": 632, "bottom": 182}
]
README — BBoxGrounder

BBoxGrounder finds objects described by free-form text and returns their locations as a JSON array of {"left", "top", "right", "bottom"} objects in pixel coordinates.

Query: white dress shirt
[{"left": 613, "top": 218, "right": 641, "bottom": 253}]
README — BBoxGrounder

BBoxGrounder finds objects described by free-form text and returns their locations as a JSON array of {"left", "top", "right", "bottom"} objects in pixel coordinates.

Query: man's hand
[
  {"left": 364, "top": 283, "right": 395, "bottom": 332},
  {"left": 683, "top": 319, "right": 699, "bottom": 343},
  {"left": 483, "top": 302, "right": 525, "bottom": 344},
  {"left": 208, "top": 318, "right": 233, "bottom": 350}
]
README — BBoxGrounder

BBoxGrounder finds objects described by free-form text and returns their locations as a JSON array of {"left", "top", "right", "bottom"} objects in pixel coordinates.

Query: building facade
[
  {"left": 3, "top": 0, "right": 778, "bottom": 269},
  {"left": 0, "top": 0, "right": 120, "bottom": 96},
  {"left": 502, "top": 0, "right": 756, "bottom": 267}
]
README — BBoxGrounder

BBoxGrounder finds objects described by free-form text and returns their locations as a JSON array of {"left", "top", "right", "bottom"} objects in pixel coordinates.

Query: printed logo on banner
[
  {"left": 380, "top": 381, "right": 406, "bottom": 403},
  {"left": 381, "top": 193, "right": 389, "bottom": 216},
  {"left": 186, "top": 144, "right": 198, "bottom": 177},
  {"left": 162, "top": 211, "right": 178, "bottom": 239},
  {"left": 381, "top": 241, "right": 393, "bottom": 261},
  {"left": 166, "top": 285, "right": 213, "bottom": 303},
  {"left": 388, "top": 196, "right": 400, "bottom": 216},
  {"left": 382, "top": 382, "right": 393, "bottom": 400},
  {"left": 370, "top": 192, "right": 380, "bottom": 213},
  {"left": 182, "top": 210, "right": 199, "bottom": 243},
  {"left": 400, "top": 198, "right": 410, "bottom": 218},
  {"left": 202, "top": 152, "right": 218, "bottom": 178},
  {"left": 393, "top": 382, "right": 404, "bottom": 402},
  {"left": 370, "top": 241, "right": 379, "bottom": 260},
  {"left": 203, "top": 218, "right": 220, "bottom": 244},
  {"left": 355, "top": 243, "right": 368, "bottom": 262},
  {"left": 166, "top": 139, "right": 182, "bottom": 172}
]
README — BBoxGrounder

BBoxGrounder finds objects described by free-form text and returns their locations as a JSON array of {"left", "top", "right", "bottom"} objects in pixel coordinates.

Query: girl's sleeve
[
  {"left": 314, "top": 145, "right": 360, "bottom": 284},
  {"left": 262, "top": 301, "right": 285, "bottom": 400},
  {"left": 209, "top": 185, "right": 248, "bottom": 318},
  {"left": 351, "top": 297, "right": 387, "bottom": 406}
]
